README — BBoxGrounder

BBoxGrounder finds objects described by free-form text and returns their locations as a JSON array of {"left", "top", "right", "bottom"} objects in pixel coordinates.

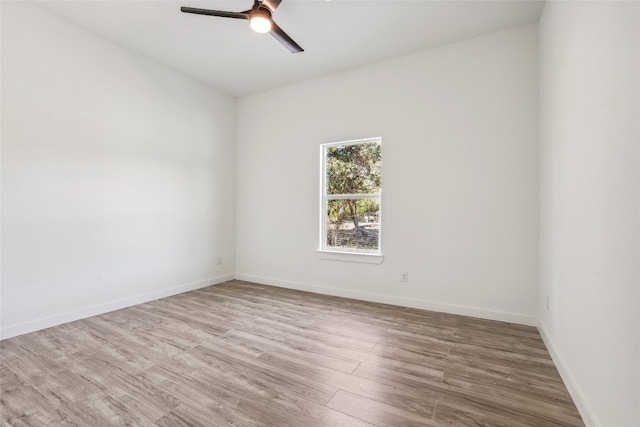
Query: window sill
[{"left": 316, "top": 250, "right": 384, "bottom": 264}]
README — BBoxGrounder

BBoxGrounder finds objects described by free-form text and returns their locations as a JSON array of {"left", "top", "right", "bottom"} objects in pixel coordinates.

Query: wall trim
[
  {"left": 537, "top": 320, "right": 599, "bottom": 427},
  {"left": 235, "top": 273, "right": 537, "bottom": 326},
  {"left": 0, "top": 274, "right": 235, "bottom": 340}
]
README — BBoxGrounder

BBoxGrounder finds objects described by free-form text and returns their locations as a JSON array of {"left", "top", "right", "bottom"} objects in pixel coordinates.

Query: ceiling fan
[{"left": 181, "top": 0, "right": 304, "bottom": 53}]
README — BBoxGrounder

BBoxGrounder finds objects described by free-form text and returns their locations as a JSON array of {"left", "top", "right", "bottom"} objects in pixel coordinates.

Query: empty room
[{"left": 1, "top": 0, "right": 638, "bottom": 426}]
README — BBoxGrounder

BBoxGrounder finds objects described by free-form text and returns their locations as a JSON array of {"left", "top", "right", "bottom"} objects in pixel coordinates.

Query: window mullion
[{"left": 325, "top": 193, "right": 380, "bottom": 200}]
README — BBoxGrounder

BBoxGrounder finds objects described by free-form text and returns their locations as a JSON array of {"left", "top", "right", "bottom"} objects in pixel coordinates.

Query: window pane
[
  {"left": 327, "top": 199, "right": 380, "bottom": 250},
  {"left": 326, "top": 142, "right": 381, "bottom": 195}
]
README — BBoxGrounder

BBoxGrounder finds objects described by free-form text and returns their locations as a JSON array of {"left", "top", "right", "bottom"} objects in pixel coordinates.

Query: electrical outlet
[
  {"left": 401, "top": 272, "right": 409, "bottom": 282},
  {"left": 217, "top": 257, "right": 222, "bottom": 266},
  {"left": 545, "top": 295, "right": 550, "bottom": 311}
]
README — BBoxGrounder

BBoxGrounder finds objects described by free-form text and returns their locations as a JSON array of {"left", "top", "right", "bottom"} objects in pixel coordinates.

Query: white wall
[
  {"left": 538, "top": 2, "right": 640, "bottom": 426},
  {"left": 236, "top": 24, "right": 539, "bottom": 325},
  {"left": 0, "top": 2, "right": 237, "bottom": 338}
]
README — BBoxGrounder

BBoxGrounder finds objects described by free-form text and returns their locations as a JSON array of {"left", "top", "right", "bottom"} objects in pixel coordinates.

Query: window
[{"left": 319, "top": 138, "right": 382, "bottom": 260}]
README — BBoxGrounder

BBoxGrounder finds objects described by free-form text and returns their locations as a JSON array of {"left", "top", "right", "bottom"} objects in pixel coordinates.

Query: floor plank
[
  {"left": 327, "top": 389, "right": 438, "bottom": 427},
  {"left": 0, "top": 280, "right": 584, "bottom": 426}
]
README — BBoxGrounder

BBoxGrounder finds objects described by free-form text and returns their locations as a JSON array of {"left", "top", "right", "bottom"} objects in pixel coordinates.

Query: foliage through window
[{"left": 320, "top": 138, "right": 381, "bottom": 254}]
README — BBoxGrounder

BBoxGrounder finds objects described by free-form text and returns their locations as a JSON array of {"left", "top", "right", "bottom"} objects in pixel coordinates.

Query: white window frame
[{"left": 317, "top": 137, "right": 383, "bottom": 264}]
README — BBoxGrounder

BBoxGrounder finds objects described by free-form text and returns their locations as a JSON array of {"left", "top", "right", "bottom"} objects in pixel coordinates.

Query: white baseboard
[
  {"left": 537, "top": 320, "right": 599, "bottom": 427},
  {"left": 234, "top": 273, "right": 537, "bottom": 326},
  {"left": 0, "top": 274, "right": 234, "bottom": 340}
]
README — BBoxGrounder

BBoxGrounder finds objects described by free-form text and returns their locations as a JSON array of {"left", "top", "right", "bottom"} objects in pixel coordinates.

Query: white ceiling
[{"left": 34, "top": 0, "right": 545, "bottom": 97}]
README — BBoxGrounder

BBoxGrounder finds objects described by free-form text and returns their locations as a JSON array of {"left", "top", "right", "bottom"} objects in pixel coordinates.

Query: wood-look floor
[{"left": 1, "top": 280, "right": 584, "bottom": 427}]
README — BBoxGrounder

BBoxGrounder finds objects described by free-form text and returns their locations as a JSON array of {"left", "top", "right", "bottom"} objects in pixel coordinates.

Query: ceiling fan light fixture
[
  {"left": 250, "top": 9, "right": 272, "bottom": 33},
  {"left": 180, "top": 2, "right": 303, "bottom": 53}
]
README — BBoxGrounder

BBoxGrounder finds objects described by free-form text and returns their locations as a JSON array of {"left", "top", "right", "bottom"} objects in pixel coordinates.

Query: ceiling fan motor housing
[{"left": 250, "top": 7, "right": 272, "bottom": 33}]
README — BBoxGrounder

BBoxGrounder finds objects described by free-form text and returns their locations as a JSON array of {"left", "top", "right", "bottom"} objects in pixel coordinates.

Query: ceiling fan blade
[
  {"left": 180, "top": 7, "right": 249, "bottom": 20},
  {"left": 270, "top": 21, "right": 303, "bottom": 53},
  {"left": 260, "top": 0, "right": 282, "bottom": 13}
]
